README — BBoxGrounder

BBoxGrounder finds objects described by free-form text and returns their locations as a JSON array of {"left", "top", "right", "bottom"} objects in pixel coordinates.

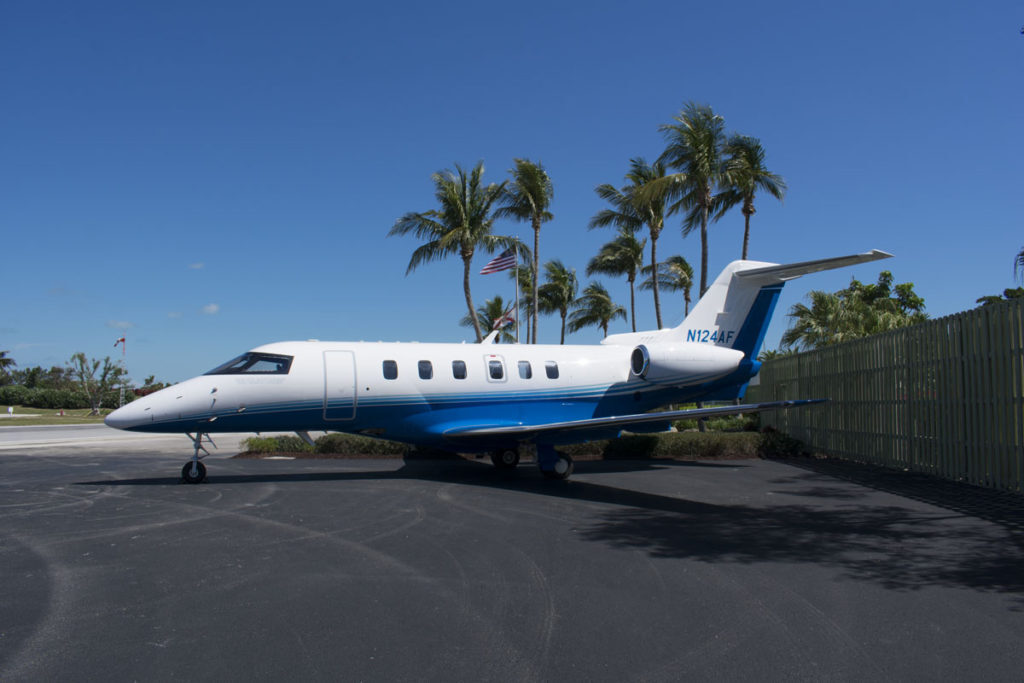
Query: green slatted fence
[{"left": 749, "top": 298, "right": 1024, "bottom": 492}]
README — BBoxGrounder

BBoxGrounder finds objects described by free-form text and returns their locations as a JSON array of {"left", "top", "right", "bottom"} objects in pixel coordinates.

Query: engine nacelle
[{"left": 630, "top": 343, "right": 744, "bottom": 383}]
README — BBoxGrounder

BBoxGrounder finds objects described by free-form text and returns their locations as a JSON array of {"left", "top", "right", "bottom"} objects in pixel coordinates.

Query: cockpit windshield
[{"left": 205, "top": 352, "right": 293, "bottom": 375}]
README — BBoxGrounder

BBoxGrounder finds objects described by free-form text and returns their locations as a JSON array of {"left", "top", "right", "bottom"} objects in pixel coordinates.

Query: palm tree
[
  {"left": 587, "top": 230, "right": 646, "bottom": 332},
  {"left": 568, "top": 282, "right": 626, "bottom": 338},
  {"left": 590, "top": 158, "right": 670, "bottom": 328},
  {"left": 655, "top": 102, "right": 728, "bottom": 297},
  {"left": 780, "top": 290, "right": 848, "bottom": 350},
  {"left": 537, "top": 260, "right": 578, "bottom": 344},
  {"left": 389, "top": 162, "right": 518, "bottom": 342},
  {"left": 716, "top": 135, "right": 786, "bottom": 259},
  {"left": 461, "top": 296, "right": 516, "bottom": 343},
  {"left": 495, "top": 159, "right": 554, "bottom": 344},
  {"left": 0, "top": 351, "right": 14, "bottom": 382},
  {"left": 641, "top": 255, "right": 695, "bottom": 316}
]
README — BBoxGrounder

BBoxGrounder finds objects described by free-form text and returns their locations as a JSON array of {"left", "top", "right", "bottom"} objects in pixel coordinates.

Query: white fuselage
[{"left": 106, "top": 339, "right": 746, "bottom": 449}]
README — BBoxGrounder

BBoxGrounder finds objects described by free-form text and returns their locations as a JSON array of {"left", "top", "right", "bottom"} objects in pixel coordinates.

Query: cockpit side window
[{"left": 205, "top": 352, "right": 293, "bottom": 375}]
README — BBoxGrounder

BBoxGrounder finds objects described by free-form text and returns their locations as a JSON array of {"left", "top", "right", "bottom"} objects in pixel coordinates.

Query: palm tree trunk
[
  {"left": 628, "top": 274, "right": 636, "bottom": 332},
  {"left": 463, "top": 257, "right": 482, "bottom": 342},
  {"left": 651, "top": 235, "right": 662, "bottom": 329},
  {"left": 700, "top": 204, "right": 709, "bottom": 297},
  {"left": 742, "top": 204, "right": 752, "bottom": 260},
  {"left": 560, "top": 312, "right": 566, "bottom": 344},
  {"left": 532, "top": 222, "right": 540, "bottom": 344}
]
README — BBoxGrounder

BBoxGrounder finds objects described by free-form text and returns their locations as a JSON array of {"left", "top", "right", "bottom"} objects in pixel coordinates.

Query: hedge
[{"left": 241, "top": 429, "right": 805, "bottom": 459}]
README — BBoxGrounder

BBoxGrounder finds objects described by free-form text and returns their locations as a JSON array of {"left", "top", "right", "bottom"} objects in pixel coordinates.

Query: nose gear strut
[{"left": 182, "top": 432, "right": 216, "bottom": 484}]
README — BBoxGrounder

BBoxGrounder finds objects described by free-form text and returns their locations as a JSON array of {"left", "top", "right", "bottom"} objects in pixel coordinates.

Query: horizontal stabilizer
[
  {"left": 443, "top": 399, "right": 825, "bottom": 441},
  {"left": 735, "top": 250, "right": 892, "bottom": 282}
]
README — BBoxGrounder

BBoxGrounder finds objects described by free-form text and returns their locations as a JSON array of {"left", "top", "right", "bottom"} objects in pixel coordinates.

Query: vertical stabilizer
[
  {"left": 603, "top": 250, "right": 893, "bottom": 360},
  {"left": 676, "top": 250, "right": 892, "bottom": 359}
]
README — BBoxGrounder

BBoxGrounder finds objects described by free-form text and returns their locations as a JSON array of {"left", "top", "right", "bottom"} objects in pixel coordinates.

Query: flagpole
[{"left": 514, "top": 241, "right": 520, "bottom": 344}]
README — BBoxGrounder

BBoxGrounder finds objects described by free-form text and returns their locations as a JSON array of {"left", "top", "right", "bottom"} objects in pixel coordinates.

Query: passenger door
[{"left": 323, "top": 350, "right": 357, "bottom": 420}]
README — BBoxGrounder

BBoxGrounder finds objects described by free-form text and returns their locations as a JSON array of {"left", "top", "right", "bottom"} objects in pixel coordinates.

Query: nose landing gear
[{"left": 182, "top": 432, "right": 216, "bottom": 484}]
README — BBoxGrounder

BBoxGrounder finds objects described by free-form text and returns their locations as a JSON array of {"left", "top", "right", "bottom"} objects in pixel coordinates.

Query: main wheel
[
  {"left": 490, "top": 449, "right": 520, "bottom": 469},
  {"left": 181, "top": 460, "right": 207, "bottom": 484},
  {"left": 541, "top": 455, "right": 573, "bottom": 480}
]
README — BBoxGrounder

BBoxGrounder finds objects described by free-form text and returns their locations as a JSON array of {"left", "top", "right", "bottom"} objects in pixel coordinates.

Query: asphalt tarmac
[{"left": 2, "top": 427, "right": 1024, "bottom": 681}]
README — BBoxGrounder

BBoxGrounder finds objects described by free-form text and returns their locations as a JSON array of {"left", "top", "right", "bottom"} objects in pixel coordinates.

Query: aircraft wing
[{"left": 442, "top": 399, "right": 824, "bottom": 441}]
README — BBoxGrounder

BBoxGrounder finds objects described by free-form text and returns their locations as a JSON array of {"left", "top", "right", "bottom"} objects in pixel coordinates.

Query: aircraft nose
[{"left": 105, "top": 401, "right": 150, "bottom": 430}]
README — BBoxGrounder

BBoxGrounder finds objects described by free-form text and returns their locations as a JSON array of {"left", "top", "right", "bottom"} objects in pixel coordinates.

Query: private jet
[{"left": 105, "top": 250, "right": 891, "bottom": 482}]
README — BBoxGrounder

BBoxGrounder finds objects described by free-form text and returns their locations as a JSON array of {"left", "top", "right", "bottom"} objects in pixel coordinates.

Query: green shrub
[
  {"left": 558, "top": 431, "right": 762, "bottom": 460},
  {"left": 0, "top": 385, "right": 30, "bottom": 406},
  {"left": 314, "top": 432, "right": 407, "bottom": 456},
  {"left": 241, "top": 435, "right": 314, "bottom": 453},
  {"left": 757, "top": 428, "right": 807, "bottom": 457}
]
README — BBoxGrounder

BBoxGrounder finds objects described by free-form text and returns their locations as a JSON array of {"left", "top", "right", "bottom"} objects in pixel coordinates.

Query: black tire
[
  {"left": 490, "top": 449, "right": 520, "bottom": 469},
  {"left": 181, "top": 460, "right": 207, "bottom": 484},
  {"left": 541, "top": 455, "right": 573, "bottom": 480}
]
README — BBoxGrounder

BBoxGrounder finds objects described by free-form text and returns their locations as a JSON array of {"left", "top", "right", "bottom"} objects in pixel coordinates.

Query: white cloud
[
  {"left": 106, "top": 320, "right": 135, "bottom": 330},
  {"left": 188, "top": 262, "right": 205, "bottom": 270},
  {"left": 167, "top": 311, "right": 183, "bottom": 319},
  {"left": 202, "top": 303, "right": 220, "bottom": 315}
]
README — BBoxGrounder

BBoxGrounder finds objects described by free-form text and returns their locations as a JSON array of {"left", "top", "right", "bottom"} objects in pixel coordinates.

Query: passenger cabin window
[
  {"left": 205, "top": 352, "right": 293, "bottom": 375},
  {"left": 518, "top": 361, "right": 532, "bottom": 379},
  {"left": 488, "top": 359, "right": 504, "bottom": 380},
  {"left": 418, "top": 360, "right": 433, "bottom": 380},
  {"left": 382, "top": 360, "right": 398, "bottom": 380},
  {"left": 545, "top": 361, "right": 559, "bottom": 379},
  {"left": 452, "top": 360, "right": 467, "bottom": 379}
]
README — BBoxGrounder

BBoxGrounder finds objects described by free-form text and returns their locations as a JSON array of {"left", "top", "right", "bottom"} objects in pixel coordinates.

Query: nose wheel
[
  {"left": 182, "top": 460, "right": 207, "bottom": 484},
  {"left": 181, "top": 432, "right": 215, "bottom": 484}
]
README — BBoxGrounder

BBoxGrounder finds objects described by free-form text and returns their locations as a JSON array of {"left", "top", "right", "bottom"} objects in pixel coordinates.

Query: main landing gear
[
  {"left": 490, "top": 449, "right": 520, "bottom": 469},
  {"left": 488, "top": 445, "right": 573, "bottom": 479},
  {"left": 182, "top": 432, "right": 216, "bottom": 484},
  {"left": 537, "top": 445, "right": 573, "bottom": 480}
]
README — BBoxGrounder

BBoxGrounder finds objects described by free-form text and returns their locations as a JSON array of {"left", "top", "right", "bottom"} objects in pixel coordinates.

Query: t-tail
[{"left": 603, "top": 249, "right": 893, "bottom": 398}]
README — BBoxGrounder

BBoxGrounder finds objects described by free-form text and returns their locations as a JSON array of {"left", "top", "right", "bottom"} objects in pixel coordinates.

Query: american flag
[
  {"left": 492, "top": 307, "right": 516, "bottom": 330},
  {"left": 479, "top": 248, "right": 516, "bottom": 274}
]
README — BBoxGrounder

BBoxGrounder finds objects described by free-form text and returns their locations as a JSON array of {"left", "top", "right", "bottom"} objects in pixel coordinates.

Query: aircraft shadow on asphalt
[{"left": 76, "top": 456, "right": 1024, "bottom": 603}]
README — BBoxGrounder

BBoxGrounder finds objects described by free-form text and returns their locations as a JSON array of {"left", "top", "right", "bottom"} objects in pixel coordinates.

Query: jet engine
[{"left": 629, "top": 343, "right": 744, "bottom": 383}]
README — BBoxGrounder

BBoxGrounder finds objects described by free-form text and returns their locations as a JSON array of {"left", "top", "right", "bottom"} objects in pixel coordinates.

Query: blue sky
[{"left": 2, "top": 1, "right": 1021, "bottom": 382}]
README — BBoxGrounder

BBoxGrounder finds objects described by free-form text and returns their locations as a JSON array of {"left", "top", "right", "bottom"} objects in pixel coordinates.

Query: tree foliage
[
  {"left": 976, "top": 287, "right": 1024, "bottom": 307},
  {"left": 460, "top": 295, "right": 517, "bottom": 343},
  {"left": 587, "top": 230, "right": 645, "bottom": 332},
  {"left": 495, "top": 158, "right": 553, "bottom": 344},
  {"left": 655, "top": 102, "right": 728, "bottom": 297},
  {"left": 590, "top": 158, "right": 670, "bottom": 328},
  {"left": 68, "top": 352, "right": 128, "bottom": 415},
  {"left": 640, "top": 255, "right": 694, "bottom": 316},
  {"left": 389, "top": 162, "right": 523, "bottom": 342},
  {"left": 537, "top": 260, "right": 578, "bottom": 344},
  {"left": 567, "top": 282, "right": 626, "bottom": 338},
  {"left": 781, "top": 271, "right": 928, "bottom": 350},
  {"left": 715, "top": 135, "right": 786, "bottom": 260}
]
